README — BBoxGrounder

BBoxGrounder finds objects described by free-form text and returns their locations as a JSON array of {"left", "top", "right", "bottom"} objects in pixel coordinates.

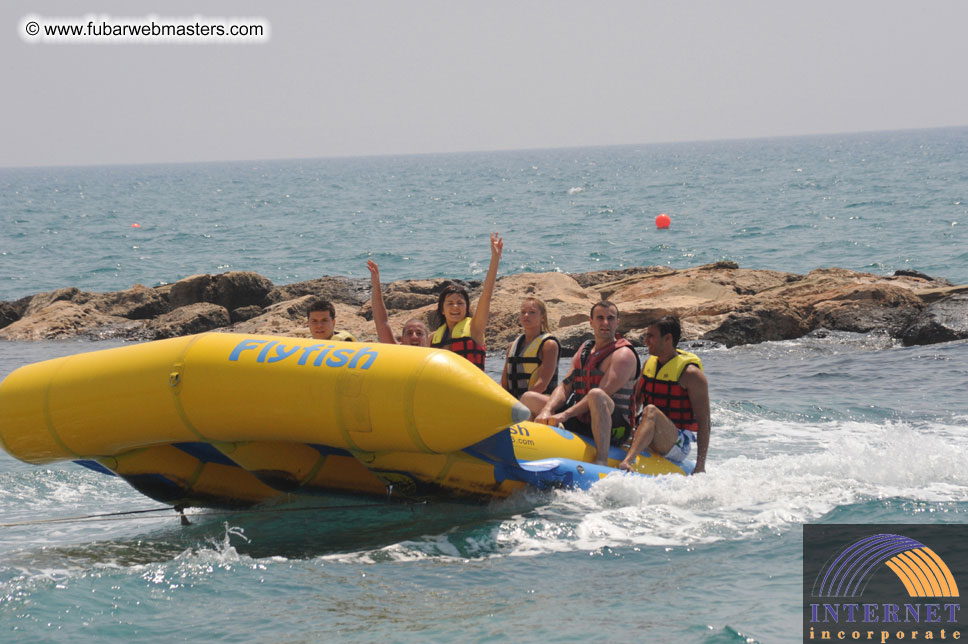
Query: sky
[{"left": 3, "top": 0, "right": 968, "bottom": 168}]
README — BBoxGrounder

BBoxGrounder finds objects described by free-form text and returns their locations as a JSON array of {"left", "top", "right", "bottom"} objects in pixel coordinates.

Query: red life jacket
[
  {"left": 639, "top": 350, "right": 703, "bottom": 432},
  {"left": 567, "top": 338, "right": 640, "bottom": 426},
  {"left": 431, "top": 317, "right": 486, "bottom": 370}
]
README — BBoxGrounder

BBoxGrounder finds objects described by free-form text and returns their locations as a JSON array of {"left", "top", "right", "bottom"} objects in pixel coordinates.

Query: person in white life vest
[
  {"left": 366, "top": 259, "right": 430, "bottom": 346},
  {"left": 501, "top": 297, "right": 561, "bottom": 398},
  {"left": 618, "top": 315, "right": 710, "bottom": 474},
  {"left": 307, "top": 298, "right": 356, "bottom": 342},
  {"left": 522, "top": 300, "right": 640, "bottom": 466}
]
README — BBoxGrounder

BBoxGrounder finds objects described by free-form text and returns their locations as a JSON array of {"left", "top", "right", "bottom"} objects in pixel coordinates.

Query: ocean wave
[{"left": 484, "top": 417, "right": 968, "bottom": 557}]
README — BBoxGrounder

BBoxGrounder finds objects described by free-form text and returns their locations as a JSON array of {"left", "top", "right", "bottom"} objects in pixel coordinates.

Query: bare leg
[
  {"left": 619, "top": 405, "right": 678, "bottom": 471},
  {"left": 586, "top": 388, "right": 615, "bottom": 466},
  {"left": 519, "top": 392, "right": 549, "bottom": 421}
]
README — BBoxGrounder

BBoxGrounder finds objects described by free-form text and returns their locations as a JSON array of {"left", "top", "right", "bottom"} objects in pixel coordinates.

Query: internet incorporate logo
[
  {"left": 803, "top": 525, "right": 965, "bottom": 643},
  {"left": 814, "top": 534, "right": 960, "bottom": 599}
]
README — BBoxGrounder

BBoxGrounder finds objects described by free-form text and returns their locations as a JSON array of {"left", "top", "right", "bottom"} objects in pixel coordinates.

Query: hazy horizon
[{"left": 4, "top": 0, "right": 967, "bottom": 169}]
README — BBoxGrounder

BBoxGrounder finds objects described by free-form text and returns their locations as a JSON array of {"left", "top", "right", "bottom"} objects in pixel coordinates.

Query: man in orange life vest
[
  {"left": 618, "top": 316, "right": 710, "bottom": 474},
  {"left": 522, "top": 300, "right": 641, "bottom": 466}
]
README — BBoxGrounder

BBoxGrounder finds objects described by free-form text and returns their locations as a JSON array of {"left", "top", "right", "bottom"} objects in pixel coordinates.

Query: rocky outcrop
[
  {"left": 169, "top": 271, "right": 273, "bottom": 312},
  {"left": 89, "top": 284, "right": 170, "bottom": 320},
  {"left": 0, "top": 296, "right": 31, "bottom": 330},
  {"left": 147, "top": 303, "right": 231, "bottom": 340},
  {"left": 267, "top": 276, "right": 370, "bottom": 307},
  {"left": 900, "top": 291, "right": 968, "bottom": 346},
  {"left": 1, "top": 265, "right": 965, "bottom": 350},
  {"left": 0, "top": 300, "right": 145, "bottom": 341}
]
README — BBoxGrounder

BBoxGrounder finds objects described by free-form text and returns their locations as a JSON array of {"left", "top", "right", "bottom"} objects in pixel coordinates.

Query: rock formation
[{"left": 1, "top": 265, "right": 966, "bottom": 352}]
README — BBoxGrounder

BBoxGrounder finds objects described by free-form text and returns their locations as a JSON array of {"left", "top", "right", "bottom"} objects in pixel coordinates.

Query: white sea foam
[{"left": 492, "top": 416, "right": 968, "bottom": 557}]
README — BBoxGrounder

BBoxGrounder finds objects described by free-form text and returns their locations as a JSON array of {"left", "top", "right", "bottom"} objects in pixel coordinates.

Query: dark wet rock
[
  {"left": 0, "top": 296, "right": 31, "bottom": 330},
  {"left": 267, "top": 276, "right": 369, "bottom": 307},
  {"left": 23, "top": 287, "right": 92, "bottom": 317},
  {"left": 702, "top": 300, "right": 810, "bottom": 347},
  {"left": 147, "top": 303, "right": 231, "bottom": 340},
  {"left": 699, "top": 261, "right": 740, "bottom": 271},
  {"left": 893, "top": 269, "right": 950, "bottom": 284},
  {"left": 383, "top": 290, "right": 439, "bottom": 311},
  {"left": 89, "top": 284, "right": 170, "bottom": 320},
  {"left": 213, "top": 271, "right": 274, "bottom": 310},
  {"left": 807, "top": 285, "right": 924, "bottom": 336},
  {"left": 169, "top": 271, "right": 273, "bottom": 311},
  {"left": 900, "top": 294, "right": 968, "bottom": 346},
  {"left": 168, "top": 274, "right": 215, "bottom": 309},
  {"left": 230, "top": 305, "right": 264, "bottom": 324}
]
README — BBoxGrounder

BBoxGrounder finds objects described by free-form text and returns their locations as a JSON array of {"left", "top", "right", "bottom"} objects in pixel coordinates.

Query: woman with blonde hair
[{"left": 501, "top": 297, "right": 561, "bottom": 398}]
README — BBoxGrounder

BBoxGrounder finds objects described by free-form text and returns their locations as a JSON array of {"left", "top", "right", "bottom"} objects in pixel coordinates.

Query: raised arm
[
  {"left": 367, "top": 260, "right": 397, "bottom": 344},
  {"left": 469, "top": 232, "right": 503, "bottom": 346}
]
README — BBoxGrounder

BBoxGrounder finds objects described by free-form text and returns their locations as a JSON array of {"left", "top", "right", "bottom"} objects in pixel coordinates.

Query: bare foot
[{"left": 617, "top": 460, "right": 634, "bottom": 472}]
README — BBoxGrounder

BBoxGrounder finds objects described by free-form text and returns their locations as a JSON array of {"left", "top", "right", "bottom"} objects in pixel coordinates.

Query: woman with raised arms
[{"left": 430, "top": 232, "right": 503, "bottom": 370}]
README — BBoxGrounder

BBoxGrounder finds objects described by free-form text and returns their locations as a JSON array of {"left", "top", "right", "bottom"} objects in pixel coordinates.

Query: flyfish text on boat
[{"left": 228, "top": 338, "right": 378, "bottom": 370}]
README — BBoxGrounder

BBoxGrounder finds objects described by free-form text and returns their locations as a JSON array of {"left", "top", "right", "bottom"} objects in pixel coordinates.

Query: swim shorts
[{"left": 662, "top": 429, "right": 695, "bottom": 463}]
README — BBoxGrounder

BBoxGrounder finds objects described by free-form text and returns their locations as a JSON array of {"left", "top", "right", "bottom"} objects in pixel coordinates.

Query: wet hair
[
  {"left": 521, "top": 297, "right": 551, "bottom": 334},
  {"left": 589, "top": 299, "right": 619, "bottom": 319},
  {"left": 306, "top": 297, "right": 336, "bottom": 319},
  {"left": 435, "top": 283, "right": 472, "bottom": 327},
  {"left": 650, "top": 315, "right": 682, "bottom": 346}
]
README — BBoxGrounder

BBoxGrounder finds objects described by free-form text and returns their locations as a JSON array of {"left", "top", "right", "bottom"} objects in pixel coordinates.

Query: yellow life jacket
[
  {"left": 504, "top": 332, "right": 559, "bottom": 398},
  {"left": 332, "top": 330, "right": 356, "bottom": 342},
  {"left": 640, "top": 350, "right": 703, "bottom": 431}
]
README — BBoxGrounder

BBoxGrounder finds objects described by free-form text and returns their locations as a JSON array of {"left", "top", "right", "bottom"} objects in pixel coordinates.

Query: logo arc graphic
[{"left": 814, "top": 533, "right": 960, "bottom": 599}]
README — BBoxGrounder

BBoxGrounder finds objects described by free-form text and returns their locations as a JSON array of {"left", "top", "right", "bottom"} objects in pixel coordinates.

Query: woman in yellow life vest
[
  {"left": 501, "top": 297, "right": 560, "bottom": 398},
  {"left": 430, "top": 233, "right": 502, "bottom": 370}
]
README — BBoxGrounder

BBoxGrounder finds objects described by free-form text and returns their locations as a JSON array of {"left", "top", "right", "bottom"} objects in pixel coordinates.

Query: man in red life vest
[
  {"left": 618, "top": 316, "right": 710, "bottom": 474},
  {"left": 522, "top": 300, "right": 640, "bottom": 466}
]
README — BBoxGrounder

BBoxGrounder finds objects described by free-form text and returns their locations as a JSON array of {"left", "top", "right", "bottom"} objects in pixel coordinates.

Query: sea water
[
  {"left": 1, "top": 127, "right": 965, "bottom": 300},
  {"left": 1, "top": 128, "right": 967, "bottom": 642}
]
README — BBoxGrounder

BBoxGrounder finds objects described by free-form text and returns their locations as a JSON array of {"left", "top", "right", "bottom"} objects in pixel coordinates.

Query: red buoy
[{"left": 655, "top": 213, "right": 671, "bottom": 229}]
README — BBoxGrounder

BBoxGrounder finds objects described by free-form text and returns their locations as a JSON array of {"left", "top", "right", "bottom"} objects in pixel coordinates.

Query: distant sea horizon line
[{"left": 2, "top": 123, "right": 966, "bottom": 172}]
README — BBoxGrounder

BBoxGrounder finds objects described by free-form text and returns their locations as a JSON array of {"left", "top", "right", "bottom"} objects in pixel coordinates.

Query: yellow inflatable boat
[{"left": 0, "top": 333, "right": 690, "bottom": 508}]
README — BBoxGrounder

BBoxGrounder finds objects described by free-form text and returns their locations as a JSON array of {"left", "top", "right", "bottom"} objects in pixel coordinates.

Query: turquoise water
[
  {"left": 2, "top": 129, "right": 968, "bottom": 642},
  {"left": 1, "top": 127, "right": 965, "bottom": 301}
]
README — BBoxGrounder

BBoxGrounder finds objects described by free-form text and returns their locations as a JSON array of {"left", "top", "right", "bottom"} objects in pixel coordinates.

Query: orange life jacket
[{"left": 567, "top": 338, "right": 640, "bottom": 426}]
